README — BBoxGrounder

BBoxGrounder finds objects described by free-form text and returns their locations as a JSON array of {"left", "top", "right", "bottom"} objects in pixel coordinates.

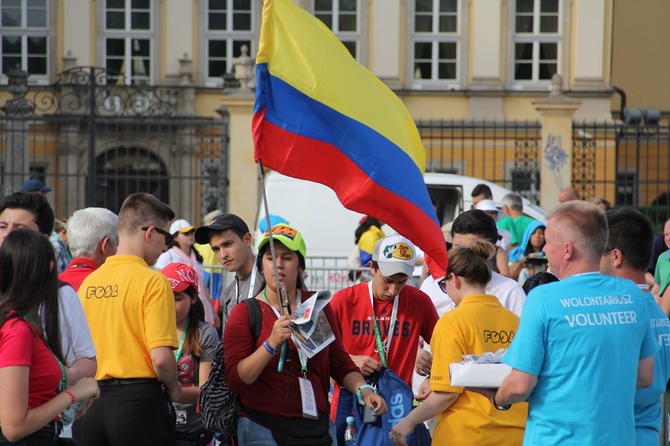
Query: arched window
[{"left": 91, "top": 146, "right": 168, "bottom": 212}]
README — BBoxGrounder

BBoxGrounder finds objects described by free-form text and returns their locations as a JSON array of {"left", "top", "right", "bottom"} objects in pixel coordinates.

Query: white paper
[{"left": 449, "top": 362, "right": 512, "bottom": 388}]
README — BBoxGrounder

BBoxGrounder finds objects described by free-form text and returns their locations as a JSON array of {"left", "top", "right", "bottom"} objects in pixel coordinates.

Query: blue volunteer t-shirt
[
  {"left": 635, "top": 293, "right": 670, "bottom": 446},
  {"left": 504, "top": 272, "right": 658, "bottom": 446}
]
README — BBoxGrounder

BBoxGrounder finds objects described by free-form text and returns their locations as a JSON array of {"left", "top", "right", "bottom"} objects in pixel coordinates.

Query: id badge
[
  {"left": 298, "top": 377, "right": 318, "bottom": 419},
  {"left": 175, "top": 409, "right": 187, "bottom": 425}
]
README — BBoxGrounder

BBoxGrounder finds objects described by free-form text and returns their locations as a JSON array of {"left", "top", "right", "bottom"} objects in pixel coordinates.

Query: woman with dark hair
[
  {"left": 224, "top": 224, "right": 387, "bottom": 446},
  {"left": 390, "top": 240, "right": 527, "bottom": 446},
  {"left": 0, "top": 230, "right": 99, "bottom": 445},
  {"left": 162, "top": 263, "right": 218, "bottom": 446},
  {"left": 508, "top": 220, "right": 547, "bottom": 285},
  {"left": 155, "top": 219, "right": 217, "bottom": 327}
]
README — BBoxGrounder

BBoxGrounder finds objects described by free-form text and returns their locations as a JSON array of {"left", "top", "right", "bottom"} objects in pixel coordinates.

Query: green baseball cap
[{"left": 257, "top": 224, "right": 307, "bottom": 258}]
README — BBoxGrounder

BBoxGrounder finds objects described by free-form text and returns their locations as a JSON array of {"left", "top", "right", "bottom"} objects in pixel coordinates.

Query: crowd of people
[{"left": 1, "top": 177, "right": 670, "bottom": 446}]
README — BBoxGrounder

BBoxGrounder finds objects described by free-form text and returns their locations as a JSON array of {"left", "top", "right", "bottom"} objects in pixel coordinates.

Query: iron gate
[{"left": 0, "top": 66, "right": 229, "bottom": 223}]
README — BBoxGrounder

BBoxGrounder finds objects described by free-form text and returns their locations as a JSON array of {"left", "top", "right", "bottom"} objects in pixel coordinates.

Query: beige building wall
[
  {"left": 571, "top": 0, "right": 609, "bottom": 91},
  {"left": 611, "top": 0, "right": 670, "bottom": 112},
  {"left": 61, "top": 0, "right": 92, "bottom": 68},
  {"left": 164, "top": 0, "right": 195, "bottom": 79},
  {"left": 469, "top": 0, "right": 502, "bottom": 89},
  {"left": 370, "top": 0, "right": 402, "bottom": 88}
]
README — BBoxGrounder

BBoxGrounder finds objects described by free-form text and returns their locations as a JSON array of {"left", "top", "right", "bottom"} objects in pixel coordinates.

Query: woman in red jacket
[{"left": 224, "top": 224, "right": 386, "bottom": 446}]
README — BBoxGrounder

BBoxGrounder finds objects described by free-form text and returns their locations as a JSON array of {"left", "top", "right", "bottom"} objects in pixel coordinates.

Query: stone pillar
[
  {"left": 533, "top": 74, "right": 582, "bottom": 211},
  {"left": 219, "top": 93, "right": 257, "bottom": 226},
  {"left": 1, "top": 68, "right": 32, "bottom": 196},
  {"left": 177, "top": 53, "right": 195, "bottom": 116}
]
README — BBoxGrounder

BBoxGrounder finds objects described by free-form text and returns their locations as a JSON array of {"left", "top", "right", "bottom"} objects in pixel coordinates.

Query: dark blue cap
[{"left": 21, "top": 178, "right": 51, "bottom": 192}]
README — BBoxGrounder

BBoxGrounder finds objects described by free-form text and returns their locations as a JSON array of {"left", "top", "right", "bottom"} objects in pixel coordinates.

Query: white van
[{"left": 255, "top": 171, "right": 546, "bottom": 289}]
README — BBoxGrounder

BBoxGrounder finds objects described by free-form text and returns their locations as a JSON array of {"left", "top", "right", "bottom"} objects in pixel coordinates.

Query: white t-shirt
[
  {"left": 59, "top": 285, "right": 97, "bottom": 364},
  {"left": 497, "top": 228, "right": 512, "bottom": 251},
  {"left": 40, "top": 285, "right": 97, "bottom": 365}
]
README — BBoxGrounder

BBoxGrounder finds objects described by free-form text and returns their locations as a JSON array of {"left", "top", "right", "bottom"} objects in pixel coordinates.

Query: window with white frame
[
  {"left": 512, "top": 0, "right": 560, "bottom": 83},
  {"left": 205, "top": 0, "right": 254, "bottom": 85},
  {"left": 312, "top": 0, "right": 359, "bottom": 60},
  {"left": 411, "top": 0, "right": 459, "bottom": 85},
  {"left": 0, "top": 0, "right": 49, "bottom": 79},
  {"left": 104, "top": 0, "right": 152, "bottom": 85}
]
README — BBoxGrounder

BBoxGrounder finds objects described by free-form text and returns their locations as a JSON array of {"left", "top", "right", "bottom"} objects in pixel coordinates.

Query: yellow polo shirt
[
  {"left": 78, "top": 255, "right": 178, "bottom": 380},
  {"left": 430, "top": 294, "right": 527, "bottom": 446}
]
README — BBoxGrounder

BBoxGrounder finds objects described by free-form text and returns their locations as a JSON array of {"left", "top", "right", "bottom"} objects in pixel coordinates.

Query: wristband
[
  {"left": 263, "top": 339, "right": 277, "bottom": 355},
  {"left": 356, "top": 384, "right": 377, "bottom": 405},
  {"left": 63, "top": 389, "right": 76, "bottom": 406},
  {"left": 492, "top": 392, "right": 511, "bottom": 411}
]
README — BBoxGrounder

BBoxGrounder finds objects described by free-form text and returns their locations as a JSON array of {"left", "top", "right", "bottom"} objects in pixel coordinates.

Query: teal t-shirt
[
  {"left": 634, "top": 292, "right": 670, "bottom": 446},
  {"left": 497, "top": 215, "right": 537, "bottom": 247},
  {"left": 504, "top": 273, "right": 658, "bottom": 446},
  {"left": 653, "top": 250, "right": 670, "bottom": 293}
]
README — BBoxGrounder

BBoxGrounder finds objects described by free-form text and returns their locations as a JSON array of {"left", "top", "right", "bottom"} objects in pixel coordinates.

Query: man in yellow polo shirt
[{"left": 74, "top": 193, "right": 181, "bottom": 445}]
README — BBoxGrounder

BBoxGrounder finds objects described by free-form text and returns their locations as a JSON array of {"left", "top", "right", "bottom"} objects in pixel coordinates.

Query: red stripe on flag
[{"left": 254, "top": 109, "right": 448, "bottom": 275}]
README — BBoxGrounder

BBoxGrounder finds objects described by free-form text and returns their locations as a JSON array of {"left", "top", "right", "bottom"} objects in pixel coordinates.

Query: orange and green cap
[{"left": 257, "top": 224, "right": 307, "bottom": 258}]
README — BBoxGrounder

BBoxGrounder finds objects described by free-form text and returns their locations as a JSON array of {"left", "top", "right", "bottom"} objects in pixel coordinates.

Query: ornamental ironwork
[{"left": 1, "top": 66, "right": 178, "bottom": 118}]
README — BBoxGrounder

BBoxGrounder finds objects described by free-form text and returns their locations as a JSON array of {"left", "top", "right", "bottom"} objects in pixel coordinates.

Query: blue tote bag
[{"left": 351, "top": 368, "right": 431, "bottom": 446}]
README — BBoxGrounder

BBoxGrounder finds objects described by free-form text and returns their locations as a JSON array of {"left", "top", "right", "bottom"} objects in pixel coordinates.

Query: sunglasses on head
[{"left": 142, "top": 226, "right": 174, "bottom": 246}]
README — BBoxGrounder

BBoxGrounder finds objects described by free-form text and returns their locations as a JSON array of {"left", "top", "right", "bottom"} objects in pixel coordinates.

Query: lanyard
[
  {"left": 25, "top": 313, "right": 67, "bottom": 392},
  {"left": 174, "top": 319, "right": 190, "bottom": 362},
  {"left": 234, "top": 260, "right": 258, "bottom": 305},
  {"left": 262, "top": 289, "right": 308, "bottom": 373},
  {"left": 368, "top": 281, "right": 399, "bottom": 368}
]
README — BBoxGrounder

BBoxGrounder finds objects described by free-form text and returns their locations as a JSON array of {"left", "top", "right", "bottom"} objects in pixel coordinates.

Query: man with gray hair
[
  {"left": 496, "top": 192, "right": 537, "bottom": 248},
  {"left": 59, "top": 207, "right": 119, "bottom": 292}
]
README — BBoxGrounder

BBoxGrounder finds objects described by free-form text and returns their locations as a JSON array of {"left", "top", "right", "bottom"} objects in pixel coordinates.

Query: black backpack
[{"left": 199, "top": 298, "right": 262, "bottom": 437}]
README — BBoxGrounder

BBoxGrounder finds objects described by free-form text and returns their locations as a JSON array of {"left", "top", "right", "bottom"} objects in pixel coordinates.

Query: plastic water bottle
[{"left": 344, "top": 416, "right": 356, "bottom": 446}]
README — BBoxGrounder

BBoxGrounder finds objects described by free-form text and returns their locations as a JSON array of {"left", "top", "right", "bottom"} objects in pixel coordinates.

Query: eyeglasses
[
  {"left": 142, "top": 226, "right": 174, "bottom": 246},
  {"left": 437, "top": 273, "right": 453, "bottom": 294}
]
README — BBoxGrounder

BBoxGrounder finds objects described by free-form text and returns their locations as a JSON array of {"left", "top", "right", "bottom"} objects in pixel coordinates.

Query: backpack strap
[{"left": 242, "top": 298, "right": 262, "bottom": 342}]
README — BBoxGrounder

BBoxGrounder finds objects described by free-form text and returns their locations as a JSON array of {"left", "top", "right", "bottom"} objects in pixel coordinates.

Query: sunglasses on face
[
  {"left": 142, "top": 226, "right": 174, "bottom": 246},
  {"left": 437, "top": 273, "right": 454, "bottom": 294}
]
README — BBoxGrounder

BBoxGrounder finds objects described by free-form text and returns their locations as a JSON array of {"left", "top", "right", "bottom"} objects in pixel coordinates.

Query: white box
[{"left": 449, "top": 362, "right": 512, "bottom": 388}]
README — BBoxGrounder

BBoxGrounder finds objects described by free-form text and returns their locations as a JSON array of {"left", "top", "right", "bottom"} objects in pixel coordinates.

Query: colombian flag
[{"left": 252, "top": 0, "right": 448, "bottom": 276}]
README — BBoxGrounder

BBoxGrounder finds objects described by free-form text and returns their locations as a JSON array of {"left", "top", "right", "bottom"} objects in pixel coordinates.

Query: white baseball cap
[
  {"left": 170, "top": 219, "right": 195, "bottom": 234},
  {"left": 372, "top": 235, "right": 416, "bottom": 278},
  {"left": 476, "top": 199, "right": 498, "bottom": 212}
]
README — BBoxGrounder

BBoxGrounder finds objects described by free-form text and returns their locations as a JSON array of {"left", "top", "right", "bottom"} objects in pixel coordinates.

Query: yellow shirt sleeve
[
  {"left": 430, "top": 315, "right": 467, "bottom": 394},
  {"left": 144, "top": 275, "right": 179, "bottom": 350}
]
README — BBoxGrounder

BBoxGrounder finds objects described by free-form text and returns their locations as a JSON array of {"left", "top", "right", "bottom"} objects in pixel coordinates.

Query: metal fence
[
  {"left": 0, "top": 67, "right": 228, "bottom": 223},
  {"left": 203, "top": 258, "right": 367, "bottom": 299},
  {"left": 418, "top": 119, "right": 670, "bottom": 228},
  {"left": 3, "top": 67, "right": 669, "bottom": 230}
]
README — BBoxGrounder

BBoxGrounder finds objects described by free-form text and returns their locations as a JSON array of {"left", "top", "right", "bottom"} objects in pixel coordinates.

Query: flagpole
[{"left": 258, "top": 160, "right": 290, "bottom": 373}]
